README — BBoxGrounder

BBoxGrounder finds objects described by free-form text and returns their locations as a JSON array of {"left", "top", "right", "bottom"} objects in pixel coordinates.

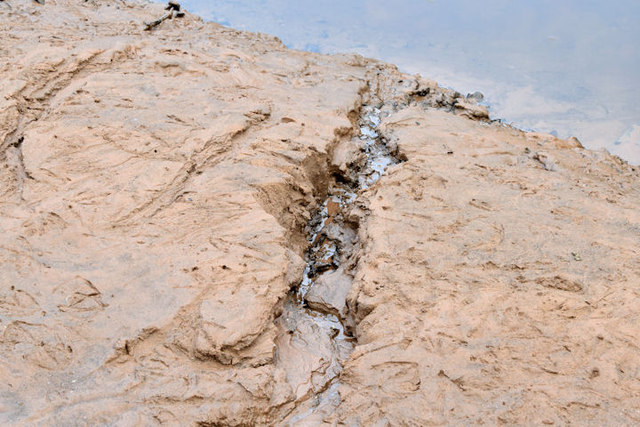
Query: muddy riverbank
[{"left": 1, "top": 1, "right": 640, "bottom": 425}]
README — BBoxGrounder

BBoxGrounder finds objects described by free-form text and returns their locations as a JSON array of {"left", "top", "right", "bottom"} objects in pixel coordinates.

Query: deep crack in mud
[{"left": 275, "top": 96, "right": 402, "bottom": 424}]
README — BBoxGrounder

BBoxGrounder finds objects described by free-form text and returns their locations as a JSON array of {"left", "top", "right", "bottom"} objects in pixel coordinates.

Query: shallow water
[{"left": 168, "top": 0, "right": 640, "bottom": 164}]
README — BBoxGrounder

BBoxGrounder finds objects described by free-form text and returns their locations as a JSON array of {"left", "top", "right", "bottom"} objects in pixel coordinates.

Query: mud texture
[{"left": 1, "top": 0, "right": 640, "bottom": 425}]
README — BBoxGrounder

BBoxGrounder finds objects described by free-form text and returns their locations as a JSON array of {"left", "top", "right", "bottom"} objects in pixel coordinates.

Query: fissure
[{"left": 274, "top": 84, "right": 403, "bottom": 423}]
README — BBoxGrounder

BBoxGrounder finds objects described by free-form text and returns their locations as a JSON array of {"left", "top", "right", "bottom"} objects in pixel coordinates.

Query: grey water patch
[{"left": 358, "top": 106, "right": 399, "bottom": 189}]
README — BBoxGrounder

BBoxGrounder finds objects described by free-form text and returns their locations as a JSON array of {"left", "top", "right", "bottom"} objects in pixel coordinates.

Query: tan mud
[{"left": 1, "top": 1, "right": 639, "bottom": 425}]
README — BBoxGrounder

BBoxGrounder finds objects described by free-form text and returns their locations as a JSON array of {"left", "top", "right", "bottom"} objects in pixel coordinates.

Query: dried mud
[{"left": 1, "top": 1, "right": 640, "bottom": 426}]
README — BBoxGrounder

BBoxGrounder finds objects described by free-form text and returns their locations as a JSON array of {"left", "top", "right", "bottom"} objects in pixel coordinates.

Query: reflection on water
[{"left": 173, "top": 0, "right": 640, "bottom": 164}]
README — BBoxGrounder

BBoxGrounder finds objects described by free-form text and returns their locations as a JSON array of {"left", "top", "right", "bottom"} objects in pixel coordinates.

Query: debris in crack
[{"left": 274, "top": 83, "right": 403, "bottom": 424}]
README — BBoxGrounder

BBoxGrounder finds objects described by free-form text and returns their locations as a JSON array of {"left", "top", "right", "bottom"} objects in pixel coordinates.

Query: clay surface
[{"left": 1, "top": 1, "right": 639, "bottom": 425}]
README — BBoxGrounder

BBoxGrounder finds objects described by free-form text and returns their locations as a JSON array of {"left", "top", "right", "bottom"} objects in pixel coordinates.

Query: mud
[{"left": 1, "top": 1, "right": 640, "bottom": 425}]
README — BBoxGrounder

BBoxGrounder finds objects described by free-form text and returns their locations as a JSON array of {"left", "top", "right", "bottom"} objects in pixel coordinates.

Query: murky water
[{"left": 163, "top": 0, "right": 640, "bottom": 164}]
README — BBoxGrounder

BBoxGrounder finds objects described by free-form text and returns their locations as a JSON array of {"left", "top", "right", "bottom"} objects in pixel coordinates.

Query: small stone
[
  {"left": 467, "top": 91, "right": 484, "bottom": 102},
  {"left": 326, "top": 200, "right": 340, "bottom": 218}
]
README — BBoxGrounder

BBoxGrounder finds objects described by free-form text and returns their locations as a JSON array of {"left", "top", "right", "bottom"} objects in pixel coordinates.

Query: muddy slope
[{"left": 1, "top": 0, "right": 640, "bottom": 425}]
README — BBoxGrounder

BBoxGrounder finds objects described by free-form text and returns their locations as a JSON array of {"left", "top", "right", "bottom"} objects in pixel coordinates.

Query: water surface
[{"left": 172, "top": 0, "right": 640, "bottom": 164}]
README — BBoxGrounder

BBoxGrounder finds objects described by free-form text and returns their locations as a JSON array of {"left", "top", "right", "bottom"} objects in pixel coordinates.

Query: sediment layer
[{"left": 1, "top": 1, "right": 639, "bottom": 425}]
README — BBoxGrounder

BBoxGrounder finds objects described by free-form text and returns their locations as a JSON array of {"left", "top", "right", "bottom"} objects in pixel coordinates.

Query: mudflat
[{"left": 1, "top": 1, "right": 639, "bottom": 425}]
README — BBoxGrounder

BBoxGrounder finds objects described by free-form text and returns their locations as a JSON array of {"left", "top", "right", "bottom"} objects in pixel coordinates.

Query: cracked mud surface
[{"left": 1, "top": 1, "right": 640, "bottom": 425}]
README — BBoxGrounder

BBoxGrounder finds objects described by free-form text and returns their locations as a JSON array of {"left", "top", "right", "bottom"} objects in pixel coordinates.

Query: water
[{"left": 163, "top": 0, "right": 640, "bottom": 164}]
